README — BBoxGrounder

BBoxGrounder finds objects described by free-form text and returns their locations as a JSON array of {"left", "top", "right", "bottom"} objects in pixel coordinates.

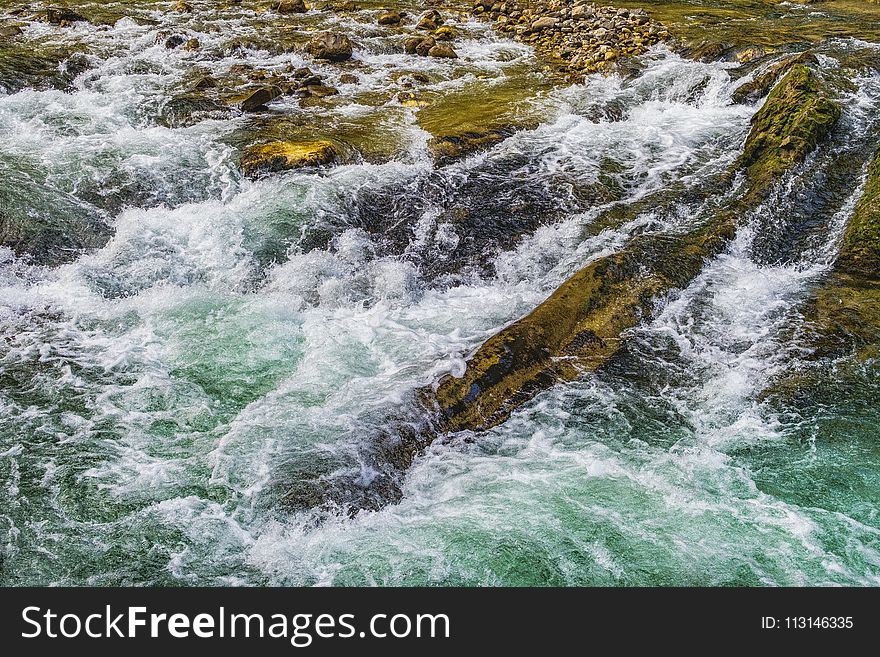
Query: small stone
[
  {"left": 416, "top": 10, "right": 443, "bottom": 30},
  {"left": 0, "top": 25, "right": 23, "bottom": 38},
  {"left": 415, "top": 37, "right": 436, "bottom": 56},
  {"left": 274, "top": 0, "right": 307, "bottom": 13},
  {"left": 194, "top": 76, "right": 218, "bottom": 90},
  {"left": 428, "top": 43, "right": 457, "bottom": 59},
  {"left": 174, "top": 1, "right": 193, "bottom": 12},
  {"left": 398, "top": 90, "right": 428, "bottom": 107},
  {"left": 165, "top": 35, "right": 186, "bottom": 49},
  {"left": 184, "top": 38, "right": 200, "bottom": 51},
  {"left": 434, "top": 26, "right": 456, "bottom": 41},
  {"left": 377, "top": 10, "right": 401, "bottom": 26},
  {"left": 339, "top": 73, "right": 359, "bottom": 84},
  {"left": 531, "top": 17, "right": 557, "bottom": 31},
  {"left": 300, "top": 84, "right": 338, "bottom": 97},
  {"left": 404, "top": 37, "right": 423, "bottom": 54},
  {"left": 46, "top": 7, "right": 88, "bottom": 24}
]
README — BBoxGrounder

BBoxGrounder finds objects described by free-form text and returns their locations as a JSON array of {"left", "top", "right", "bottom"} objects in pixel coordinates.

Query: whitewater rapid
[{"left": 1, "top": 5, "right": 879, "bottom": 585}]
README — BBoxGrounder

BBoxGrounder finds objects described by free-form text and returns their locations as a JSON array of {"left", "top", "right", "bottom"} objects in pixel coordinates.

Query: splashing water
[{"left": 1, "top": 3, "right": 879, "bottom": 586}]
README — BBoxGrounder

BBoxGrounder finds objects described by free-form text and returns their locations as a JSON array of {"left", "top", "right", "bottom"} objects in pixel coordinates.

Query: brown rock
[
  {"left": 194, "top": 76, "right": 218, "bottom": 90},
  {"left": 428, "top": 43, "right": 458, "bottom": 59},
  {"left": 305, "top": 32, "right": 353, "bottom": 61},
  {"left": 274, "top": 0, "right": 307, "bottom": 13},
  {"left": 378, "top": 10, "right": 401, "bottom": 26},
  {"left": 240, "top": 85, "right": 283, "bottom": 112},
  {"left": 416, "top": 10, "right": 442, "bottom": 31},
  {"left": 415, "top": 37, "right": 436, "bottom": 57}
]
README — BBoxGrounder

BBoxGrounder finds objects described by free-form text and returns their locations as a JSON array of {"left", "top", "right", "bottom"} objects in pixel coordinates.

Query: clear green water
[{"left": 0, "top": 1, "right": 878, "bottom": 585}]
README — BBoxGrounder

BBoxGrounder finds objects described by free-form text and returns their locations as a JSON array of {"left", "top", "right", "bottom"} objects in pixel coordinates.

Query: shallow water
[{"left": 0, "top": 2, "right": 878, "bottom": 585}]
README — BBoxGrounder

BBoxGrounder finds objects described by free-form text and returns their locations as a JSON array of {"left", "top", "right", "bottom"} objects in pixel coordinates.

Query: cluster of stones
[
  {"left": 375, "top": 9, "right": 460, "bottom": 60},
  {"left": 472, "top": 0, "right": 669, "bottom": 75}
]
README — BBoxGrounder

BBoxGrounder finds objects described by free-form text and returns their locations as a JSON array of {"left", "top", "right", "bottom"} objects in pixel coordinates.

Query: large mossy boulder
[
  {"left": 732, "top": 53, "right": 818, "bottom": 105},
  {"left": 426, "top": 64, "right": 842, "bottom": 434},
  {"left": 738, "top": 64, "right": 839, "bottom": 194},
  {"left": 240, "top": 140, "right": 339, "bottom": 177}
]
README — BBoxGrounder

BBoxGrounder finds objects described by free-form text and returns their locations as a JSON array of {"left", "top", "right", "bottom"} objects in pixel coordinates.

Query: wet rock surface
[{"left": 424, "top": 64, "right": 841, "bottom": 434}]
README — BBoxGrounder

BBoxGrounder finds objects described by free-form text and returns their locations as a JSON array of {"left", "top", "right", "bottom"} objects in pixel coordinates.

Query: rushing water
[{"left": 1, "top": 2, "right": 879, "bottom": 585}]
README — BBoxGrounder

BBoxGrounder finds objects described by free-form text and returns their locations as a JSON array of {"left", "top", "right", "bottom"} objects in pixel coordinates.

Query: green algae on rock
[
  {"left": 797, "top": 146, "right": 880, "bottom": 360},
  {"left": 426, "top": 64, "right": 842, "bottom": 433},
  {"left": 738, "top": 64, "right": 840, "bottom": 194},
  {"left": 732, "top": 53, "right": 818, "bottom": 105},
  {"left": 240, "top": 140, "right": 340, "bottom": 176},
  {"left": 837, "top": 146, "right": 880, "bottom": 279}
]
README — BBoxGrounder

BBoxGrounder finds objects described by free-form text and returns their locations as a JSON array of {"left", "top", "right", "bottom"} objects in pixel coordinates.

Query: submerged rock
[
  {"left": 45, "top": 7, "right": 89, "bottom": 25},
  {"left": 424, "top": 65, "right": 841, "bottom": 433},
  {"left": 305, "top": 32, "right": 353, "bottom": 62},
  {"left": 428, "top": 127, "right": 515, "bottom": 165},
  {"left": 0, "top": 161, "right": 111, "bottom": 265},
  {"left": 0, "top": 25, "right": 23, "bottom": 38},
  {"left": 240, "top": 140, "right": 339, "bottom": 176}
]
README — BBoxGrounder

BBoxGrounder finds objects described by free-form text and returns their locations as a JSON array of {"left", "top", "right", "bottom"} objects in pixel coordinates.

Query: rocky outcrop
[
  {"left": 240, "top": 140, "right": 339, "bottom": 177},
  {"left": 473, "top": 1, "right": 669, "bottom": 76},
  {"left": 424, "top": 64, "right": 840, "bottom": 433},
  {"left": 305, "top": 32, "right": 353, "bottom": 62}
]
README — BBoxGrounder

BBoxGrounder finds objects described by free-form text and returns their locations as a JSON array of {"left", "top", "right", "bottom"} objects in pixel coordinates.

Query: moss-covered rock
[
  {"left": 795, "top": 145, "right": 880, "bottom": 360},
  {"left": 837, "top": 146, "right": 880, "bottom": 278},
  {"left": 427, "top": 128, "right": 516, "bottom": 165},
  {"left": 426, "top": 64, "right": 842, "bottom": 433},
  {"left": 240, "top": 140, "right": 339, "bottom": 177},
  {"left": 738, "top": 64, "right": 840, "bottom": 195},
  {"left": 732, "top": 53, "right": 818, "bottom": 105}
]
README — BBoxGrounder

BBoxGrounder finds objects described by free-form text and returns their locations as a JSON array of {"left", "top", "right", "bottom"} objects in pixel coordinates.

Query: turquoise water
[{"left": 0, "top": 2, "right": 878, "bottom": 585}]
